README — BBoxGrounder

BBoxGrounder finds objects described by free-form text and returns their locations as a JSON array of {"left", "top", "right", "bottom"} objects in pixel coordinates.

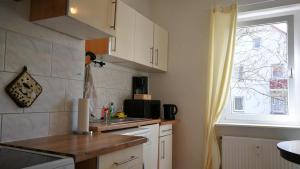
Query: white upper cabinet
[
  {"left": 134, "top": 12, "right": 154, "bottom": 67},
  {"left": 111, "top": 0, "right": 135, "bottom": 61},
  {"left": 153, "top": 24, "right": 168, "bottom": 71},
  {"left": 84, "top": 0, "right": 169, "bottom": 72},
  {"left": 30, "top": 0, "right": 116, "bottom": 39},
  {"left": 133, "top": 15, "right": 168, "bottom": 72},
  {"left": 68, "top": 0, "right": 116, "bottom": 36}
]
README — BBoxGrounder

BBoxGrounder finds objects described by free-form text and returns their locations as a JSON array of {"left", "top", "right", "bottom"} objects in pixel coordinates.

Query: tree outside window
[{"left": 231, "top": 22, "right": 288, "bottom": 115}]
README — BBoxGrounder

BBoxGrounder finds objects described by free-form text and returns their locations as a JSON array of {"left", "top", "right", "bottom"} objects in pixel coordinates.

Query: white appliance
[
  {"left": 159, "top": 124, "right": 173, "bottom": 169},
  {"left": 110, "top": 127, "right": 152, "bottom": 169},
  {"left": 0, "top": 146, "right": 74, "bottom": 169}
]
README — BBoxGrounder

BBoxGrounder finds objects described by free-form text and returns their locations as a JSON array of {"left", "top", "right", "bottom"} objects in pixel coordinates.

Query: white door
[
  {"left": 111, "top": 0, "right": 135, "bottom": 61},
  {"left": 134, "top": 12, "right": 154, "bottom": 67},
  {"left": 159, "top": 135, "right": 172, "bottom": 169},
  {"left": 153, "top": 24, "right": 168, "bottom": 71}
]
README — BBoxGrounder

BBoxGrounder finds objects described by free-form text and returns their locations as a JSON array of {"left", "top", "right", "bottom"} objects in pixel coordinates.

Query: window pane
[
  {"left": 231, "top": 22, "right": 288, "bottom": 115},
  {"left": 234, "top": 97, "right": 244, "bottom": 111}
]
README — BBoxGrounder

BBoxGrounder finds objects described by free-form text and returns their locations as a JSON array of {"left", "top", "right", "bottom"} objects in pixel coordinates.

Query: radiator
[{"left": 222, "top": 136, "right": 300, "bottom": 169}]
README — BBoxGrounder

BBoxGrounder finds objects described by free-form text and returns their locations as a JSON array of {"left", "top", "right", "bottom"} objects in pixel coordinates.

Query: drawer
[
  {"left": 160, "top": 124, "right": 172, "bottom": 136},
  {"left": 98, "top": 145, "right": 143, "bottom": 169}
]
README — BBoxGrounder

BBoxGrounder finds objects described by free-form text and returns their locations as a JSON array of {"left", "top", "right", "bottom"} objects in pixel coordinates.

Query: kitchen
[
  {"left": 2, "top": 0, "right": 300, "bottom": 169},
  {"left": 0, "top": 0, "right": 176, "bottom": 169}
]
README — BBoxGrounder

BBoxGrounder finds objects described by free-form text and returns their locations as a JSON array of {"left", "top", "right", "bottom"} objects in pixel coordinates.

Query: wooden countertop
[
  {"left": 160, "top": 120, "right": 177, "bottom": 125},
  {"left": 1, "top": 133, "right": 147, "bottom": 163},
  {"left": 90, "top": 118, "right": 162, "bottom": 132}
]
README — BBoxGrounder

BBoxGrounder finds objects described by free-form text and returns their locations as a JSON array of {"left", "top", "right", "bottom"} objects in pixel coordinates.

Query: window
[
  {"left": 271, "top": 96, "right": 287, "bottom": 114},
  {"left": 233, "top": 97, "right": 244, "bottom": 112},
  {"left": 235, "top": 66, "right": 244, "bottom": 81},
  {"left": 221, "top": 15, "right": 295, "bottom": 125},
  {"left": 272, "top": 64, "right": 287, "bottom": 79},
  {"left": 253, "top": 37, "right": 261, "bottom": 49}
]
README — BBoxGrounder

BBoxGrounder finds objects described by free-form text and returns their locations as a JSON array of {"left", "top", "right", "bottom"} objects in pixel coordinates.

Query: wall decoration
[{"left": 5, "top": 66, "right": 42, "bottom": 107}]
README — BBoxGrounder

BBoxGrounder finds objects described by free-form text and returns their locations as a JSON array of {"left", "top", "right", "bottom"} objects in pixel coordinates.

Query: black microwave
[{"left": 123, "top": 100, "right": 161, "bottom": 119}]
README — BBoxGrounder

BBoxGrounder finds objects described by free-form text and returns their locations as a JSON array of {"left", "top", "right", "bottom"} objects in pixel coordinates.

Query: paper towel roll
[
  {"left": 78, "top": 98, "right": 89, "bottom": 133},
  {"left": 72, "top": 98, "right": 79, "bottom": 132}
]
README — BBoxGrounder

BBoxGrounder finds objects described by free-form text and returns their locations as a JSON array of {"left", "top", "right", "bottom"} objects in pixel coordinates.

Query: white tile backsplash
[
  {"left": 0, "top": 0, "right": 148, "bottom": 142},
  {"left": 0, "top": 72, "right": 23, "bottom": 114},
  {"left": 65, "top": 80, "right": 84, "bottom": 112},
  {"left": 0, "top": 1, "right": 83, "bottom": 49},
  {"left": 92, "top": 63, "right": 147, "bottom": 113},
  {"left": 5, "top": 31, "right": 52, "bottom": 76},
  {"left": 24, "top": 76, "right": 66, "bottom": 113},
  {"left": 52, "top": 44, "right": 85, "bottom": 80},
  {"left": 49, "top": 112, "right": 71, "bottom": 136},
  {"left": 0, "top": 1, "right": 85, "bottom": 142},
  {"left": 93, "top": 67, "right": 110, "bottom": 88},
  {"left": 0, "top": 29, "right": 5, "bottom": 71},
  {"left": 1, "top": 113, "right": 49, "bottom": 142}
]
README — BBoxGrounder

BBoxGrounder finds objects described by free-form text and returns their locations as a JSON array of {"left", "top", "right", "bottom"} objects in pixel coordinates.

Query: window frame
[{"left": 220, "top": 15, "right": 295, "bottom": 125}]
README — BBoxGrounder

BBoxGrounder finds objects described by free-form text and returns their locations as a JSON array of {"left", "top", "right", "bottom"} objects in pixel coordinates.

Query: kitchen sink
[
  {"left": 90, "top": 117, "right": 148, "bottom": 125},
  {"left": 0, "top": 146, "right": 74, "bottom": 169}
]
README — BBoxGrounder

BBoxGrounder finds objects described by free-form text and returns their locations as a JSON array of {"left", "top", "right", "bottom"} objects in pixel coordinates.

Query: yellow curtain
[{"left": 203, "top": 3, "right": 237, "bottom": 169}]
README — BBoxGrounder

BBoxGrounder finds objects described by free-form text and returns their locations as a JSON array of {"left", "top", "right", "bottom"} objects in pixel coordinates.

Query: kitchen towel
[
  {"left": 83, "top": 64, "right": 98, "bottom": 117},
  {"left": 78, "top": 98, "right": 90, "bottom": 133}
]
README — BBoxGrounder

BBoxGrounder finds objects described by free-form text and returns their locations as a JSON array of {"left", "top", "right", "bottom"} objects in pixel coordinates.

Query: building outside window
[
  {"left": 221, "top": 14, "right": 294, "bottom": 124},
  {"left": 253, "top": 37, "right": 261, "bottom": 49},
  {"left": 235, "top": 65, "right": 244, "bottom": 81},
  {"left": 233, "top": 96, "right": 244, "bottom": 112}
]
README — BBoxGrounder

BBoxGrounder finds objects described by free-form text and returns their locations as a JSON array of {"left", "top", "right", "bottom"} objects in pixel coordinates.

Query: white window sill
[{"left": 215, "top": 122, "right": 300, "bottom": 140}]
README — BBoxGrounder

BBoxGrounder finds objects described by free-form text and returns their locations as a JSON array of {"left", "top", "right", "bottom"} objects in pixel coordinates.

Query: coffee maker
[{"left": 132, "top": 76, "right": 148, "bottom": 99}]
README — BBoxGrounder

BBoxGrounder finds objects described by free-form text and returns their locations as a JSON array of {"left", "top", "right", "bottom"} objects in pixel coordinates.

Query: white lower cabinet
[
  {"left": 140, "top": 124, "right": 159, "bottom": 169},
  {"left": 98, "top": 145, "right": 143, "bottom": 169},
  {"left": 159, "top": 125, "right": 173, "bottom": 169}
]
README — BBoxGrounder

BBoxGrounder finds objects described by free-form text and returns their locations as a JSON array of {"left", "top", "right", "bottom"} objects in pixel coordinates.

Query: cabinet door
[
  {"left": 68, "top": 0, "right": 115, "bottom": 36},
  {"left": 159, "top": 135, "right": 172, "bottom": 169},
  {"left": 140, "top": 124, "right": 159, "bottom": 169},
  {"left": 111, "top": 0, "right": 135, "bottom": 61},
  {"left": 99, "top": 145, "right": 143, "bottom": 169},
  {"left": 153, "top": 24, "right": 168, "bottom": 71},
  {"left": 134, "top": 12, "right": 154, "bottom": 67}
]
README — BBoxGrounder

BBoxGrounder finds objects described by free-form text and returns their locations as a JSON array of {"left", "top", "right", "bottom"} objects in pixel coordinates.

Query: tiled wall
[
  {"left": 92, "top": 64, "right": 147, "bottom": 119},
  {"left": 0, "top": 1, "right": 85, "bottom": 142},
  {"left": 0, "top": 0, "right": 147, "bottom": 142}
]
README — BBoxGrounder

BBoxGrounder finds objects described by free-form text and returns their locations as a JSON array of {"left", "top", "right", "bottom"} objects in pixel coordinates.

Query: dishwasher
[{"left": 109, "top": 127, "right": 151, "bottom": 169}]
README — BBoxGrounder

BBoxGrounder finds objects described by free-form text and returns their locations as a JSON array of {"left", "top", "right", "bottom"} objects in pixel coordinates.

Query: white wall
[{"left": 149, "top": 0, "right": 211, "bottom": 168}]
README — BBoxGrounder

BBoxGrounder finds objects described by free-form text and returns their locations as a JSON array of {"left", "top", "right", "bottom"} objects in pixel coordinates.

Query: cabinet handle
[
  {"left": 110, "top": 0, "right": 117, "bottom": 30},
  {"left": 162, "top": 129, "right": 172, "bottom": 133},
  {"left": 155, "top": 49, "right": 159, "bottom": 65},
  {"left": 161, "top": 140, "right": 165, "bottom": 159},
  {"left": 110, "top": 36, "right": 117, "bottom": 52},
  {"left": 113, "top": 156, "right": 138, "bottom": 166},
  {"left": 150, "top": 47, "right": 154, "bottom": 64}
]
